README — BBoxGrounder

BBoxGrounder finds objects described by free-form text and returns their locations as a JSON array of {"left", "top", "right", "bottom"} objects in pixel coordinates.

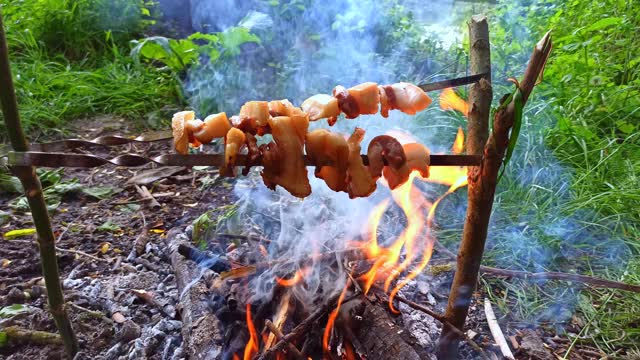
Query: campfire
[{"left": 175, "top": 125, "right": 470, "bottom": 359}]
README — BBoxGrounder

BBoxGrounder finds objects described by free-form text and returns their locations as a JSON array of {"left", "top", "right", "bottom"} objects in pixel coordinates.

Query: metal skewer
[{"left": 6, "top": 152, "right": 481, "bottom": 168}]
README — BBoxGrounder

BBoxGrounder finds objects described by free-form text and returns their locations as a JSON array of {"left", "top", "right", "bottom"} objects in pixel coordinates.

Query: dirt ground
[{"left": 0, "top": 118, "right": 235, "bottom": 359}]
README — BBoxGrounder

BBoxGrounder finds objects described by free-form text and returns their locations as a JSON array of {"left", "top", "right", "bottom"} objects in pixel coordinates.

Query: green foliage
[
  {"left": 96, "top": 220, "right": 120, "bottom": 233},
  {"left": 0, "top": 0, "right": 181, "bottom": 137},
  {"left": 482, "top": 0, "right": 640, "bottom": 351},
  {"left": 2, "top": 0, "right": 155, "bottom": 60},
  {"left": 5, "top": 168, "right": 122, "bottom": 212},
  {"left": 131, "top": 28, "right": 260, "bottom": 72},
  {"left": 0, "top": 304, "right": 32, "bottom": 318},
  {"left": 192, "top": 204, "right": 239, "bottom": 249}
]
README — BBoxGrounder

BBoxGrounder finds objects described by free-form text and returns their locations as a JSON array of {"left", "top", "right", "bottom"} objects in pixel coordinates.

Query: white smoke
[{"left": 183, "top": 0, "right": 632, "bottom": 322}]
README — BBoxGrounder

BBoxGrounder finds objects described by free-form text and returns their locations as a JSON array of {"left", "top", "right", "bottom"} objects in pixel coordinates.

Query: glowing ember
[
  {"left": 440, "top": 88, "right": 469, "bottom": 116},
  {"left": 243, "top": 304, "right": 259, "bottom": 360}
]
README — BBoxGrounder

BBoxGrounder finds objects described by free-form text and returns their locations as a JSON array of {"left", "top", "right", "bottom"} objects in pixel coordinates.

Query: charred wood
[{"left": 168, "top": 229, "right": 225, "bottom": 359}]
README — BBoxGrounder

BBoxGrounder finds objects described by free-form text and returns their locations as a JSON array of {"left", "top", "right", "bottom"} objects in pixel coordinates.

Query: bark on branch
[
  {"left": 0, "top": 10, "right": 78, "bottom": 357},
  {"left": 437, "top": 30, "right": 553, "bottom": 359}
]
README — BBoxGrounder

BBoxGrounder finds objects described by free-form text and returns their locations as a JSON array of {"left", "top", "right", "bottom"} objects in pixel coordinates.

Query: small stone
[
  {"left": 7, "top": 287, "right": 25, "bottom": 303},
  {"left": 417, "top": 281, "right": 430, "bottom": 295},
  {"left": 118, "top": 319, "right": 141, "bottom": 342}
]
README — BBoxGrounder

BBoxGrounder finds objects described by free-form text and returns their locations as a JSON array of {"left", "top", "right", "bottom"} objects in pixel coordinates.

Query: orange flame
[
  {"left": 354, "top": 125, "right": 469, "bottom": 314},
  {"left": 440, "top": 88, "right": 469, "bottom": 116},
  {"left": 426, "top": 127, "right": 468, "bottom": 192},
  {"left": 233, "top": 354, "right": 240, "bottom": 360},
  {"left": 243, "top": 304, "right": 259, "bottom": 360},
  {"left": 382, "top": 172, "right": 429, "bottom": 293},
  {"left": 453, "top": 127, "right": 464, "bottom": 154},
  {"left": 344, "top": 341, "right": 356, "bottom": 360},
  {"left": 323, "top": 280, "right": 351, "bottom": 354},
  {"left": 275, "top": 267, "right": 310, "bottom": 287}
]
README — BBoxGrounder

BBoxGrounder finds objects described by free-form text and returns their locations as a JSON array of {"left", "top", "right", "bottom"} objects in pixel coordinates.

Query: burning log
[
  {"left": 436, "top": 21, "right": 553, "bottom": 358},
  {"left": 343, "top": 297, "right": 422, "bottom": 360},
  {"left": 168, "top": 229, "right": 225, "bottom": 359}
]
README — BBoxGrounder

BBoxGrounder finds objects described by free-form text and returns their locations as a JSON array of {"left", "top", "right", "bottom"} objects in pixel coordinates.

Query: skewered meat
[
  {"left": 172, "top": 110, "right": 197, "bottom": 154},
  {"left": 186, "top": 119, "right": 204, "bottom": 147},
  {"left": 382, "top": 143, "right": 430, "bottom": 189},
  {"left": 346, "top": 128, "right": 377, "bottom": 198},
  {"left": 223, "top": 127, "right": 246, "bottom": 177},
  {"left": 237, "top": 101, "right": 271, "bottom": 135},
  {"left": 268, "top": 99, "right": 300, "bottom": 117},
  {"left": 367, "top": 135, "right": 406, "bottom": 179},
  {"left": 347, "top": 82, "right": 380, "bottom": 115},
  {"left": 403, "top": 143, "right": 430, "bottom": 179},
  {"left": 242, "top": 133, "right": 260, "bottom": 176},
  {"left": 306, "top": 129, "right": 349, "bottom": 192},
  {"left": 240, "top": 101, "right": 270, "bottom": 126},
  {"left": 333, "top": 85, "right": 359, "bottom": 119},
  {"left": 333, "top": 82, "right": 381, "bottom": 120},
  {"left": 193, "top": 112, "right": 231, "bottom": 144},
  {"left": 379, "top": 83, "right": 432, "bottom": 117},
  {"left": 260, "top": 115, "right": 311, "bottom": 198},
  {"left": 300, "top": 94, "right": 340, "bottom": 124}
]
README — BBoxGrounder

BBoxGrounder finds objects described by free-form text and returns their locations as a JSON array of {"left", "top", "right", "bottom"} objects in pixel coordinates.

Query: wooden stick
[
  {"left": 1, "top": 326, "right": 63, "bottom": 346},
  {"left": 466, "top": 15, "right": 493, "bottom": 156},
  {"left": 436, "top": 241, "right": 640, "bottom": 292},
  {"left": 479, "top": 265, "right": 640, "bottom": 293},
  {"left": 483, "top": 298, "right": 514, "bottom": 359},
  {"left": 265, "top": 320, "right": 305, "bottom": 360},
  {"left": 437, "top": 29, "right": 553, "bottom": 358},
  {"left": 256, "top": 293, "right": 359, "bottom": 360},
  {"left": 0, "top": 10, "right": 78, "bottom": 357}
]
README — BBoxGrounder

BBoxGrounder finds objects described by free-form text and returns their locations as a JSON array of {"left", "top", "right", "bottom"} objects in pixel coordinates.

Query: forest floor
[{"left": 0, "top": 119, "right": 620, "bottom": 359}]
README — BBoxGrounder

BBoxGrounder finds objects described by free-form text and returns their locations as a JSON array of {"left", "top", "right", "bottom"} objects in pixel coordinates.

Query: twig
[
  {"left": 67, "top": 302, "right": 114, "bottom": 325},
  {"left": 132, "top": 211, "right": 149, "bottom": 257},
  {"left": 484, "top": 298, "right": 514, "bottom": 359},
  {"left": 56, "top": 246, "right": 110, "bottom": 263},
  {"left": 265, "top": 320, "right": 305, "bottom": 360},
  {"left": 435, "top": 241, "right": 640, "bottom": 293},
  {"left": 1, "top": 326, "right": 63, "bottom": 346},
  {"left": 479, "top": 265, "right": 640, "bottom": 293},
  {"left": 134, "top": 184, "right": 160, "bottom": 208},
  {"left": 371, "top": 285, "right": 489, "bottom": 360}
]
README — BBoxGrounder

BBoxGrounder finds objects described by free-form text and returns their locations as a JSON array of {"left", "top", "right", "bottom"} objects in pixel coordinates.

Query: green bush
[{"left": 0, "top": 0, "right": 181, "bottom": 137}]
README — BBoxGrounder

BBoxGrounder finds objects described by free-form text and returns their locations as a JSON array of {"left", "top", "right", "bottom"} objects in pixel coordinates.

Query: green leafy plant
[
  {"left": 0, "top": 0, "right": 181, "bottom": 137},
  {"left": 130, "top": 28, "right": 260, "bottom": 73}
]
